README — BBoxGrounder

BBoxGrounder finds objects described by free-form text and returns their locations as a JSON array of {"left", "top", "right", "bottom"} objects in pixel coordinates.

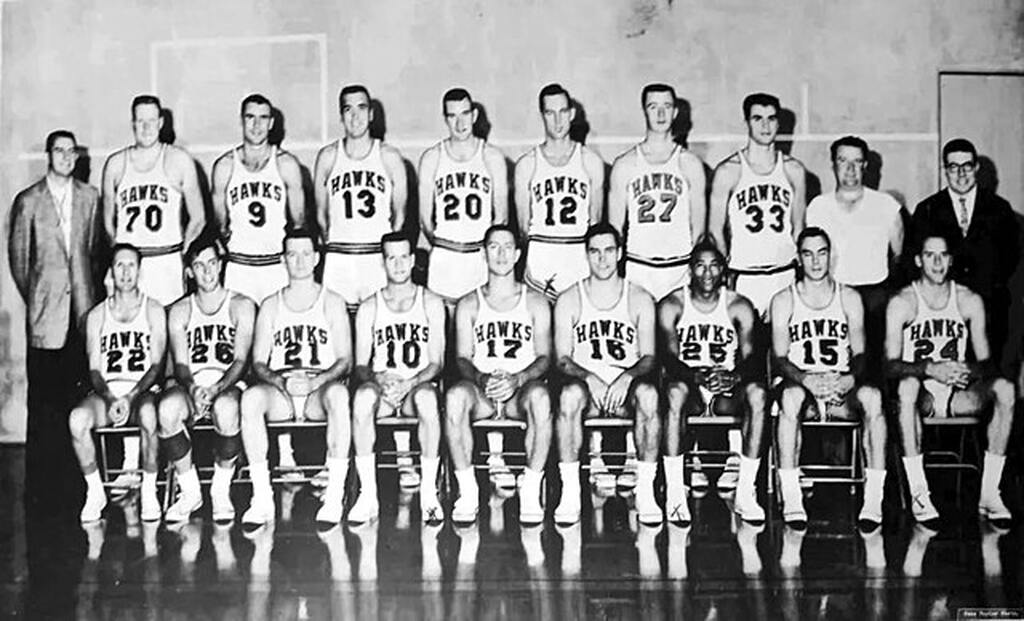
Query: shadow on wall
[
  {"left": 977, "top": 155, "right": 999, "bottom": 193},
  {"left": 370, "top": 99, "right": 387, "bottom": 140},
  {"left": 673, "top": 97, "right": 692, "bottom": 148},
  {"left": 269, "top": 107, "right": 286, "bottom": 146},
  {"left": 569, "top": 98, "right": 590, "bottom": 145},
  {"left": 472, "top": 102, "right": 492, "bottom": 141},
  {"left": 72, "top": 146, "right": 91, "bottom": 185},
  {"left": 775, "top": 108, "right": 797, "bottom": 155},
  {"left": 864, "top": 150, "right": 883, "bottom": 190},
  {"left": 159, "top": 109, "right": 176, "bottom": 145}
]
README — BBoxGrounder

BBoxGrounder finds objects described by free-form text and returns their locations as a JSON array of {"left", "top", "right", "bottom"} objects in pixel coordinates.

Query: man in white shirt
[{"left": 807, "top": 135, "right": 903, "bottom": 380}]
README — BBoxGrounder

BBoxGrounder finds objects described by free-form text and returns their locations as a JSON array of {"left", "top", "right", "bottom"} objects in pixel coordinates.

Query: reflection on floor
[{"left": 2, "top": 446, "right": 1022, "bottom": 620}]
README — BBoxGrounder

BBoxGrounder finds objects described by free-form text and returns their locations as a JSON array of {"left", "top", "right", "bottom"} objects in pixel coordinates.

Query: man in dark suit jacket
[
  {"left": 8, "top": 129, "right": 102, "bottom": 513},
  {"left": 910, "top": 138, "right": 1019, "bottom": 368}
]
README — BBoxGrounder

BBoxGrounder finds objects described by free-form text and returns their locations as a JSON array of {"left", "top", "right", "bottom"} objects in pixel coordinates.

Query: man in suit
[
  {"left": 911, "top": 138, "right": 1019, "bottom": 368},
  {"left": 8, "top": 129, "right": 102, "bottom": 512}
]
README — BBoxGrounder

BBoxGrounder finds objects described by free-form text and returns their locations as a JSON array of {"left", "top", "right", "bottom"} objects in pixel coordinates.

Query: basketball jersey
[
  {"left": 786, "top": 282, "right": 851, "bottom": 373},
  {"left": 225, "top": 148, "right": 288, "bottom": 260},
  {"left": 326, "top": 139, "right": 393, "bottom": 251},
  {"left": 99, "top": 296, "right": 153, "bottom": 398},
  {"left": 624, "top": 145, "right": 692, "bottom": 265},
  {"left": 901, "top": 282, "right": 969, "bottom": 364},
  {"left": 571, "top": 279, "right": 640, "bottom": 385},
  {"left": 727, "top": 151, "right": 796, "bottom": 272},
  {"left": 371, "top": 286, "right": 431, "bottom": 379},
  {"left": 675, "top": 288, "right": 738, "bottom": 371},
  {"left": 268, "top": 287, "right": 337, "bottom": 372},
  {"left": 115, "top": 145, "right": 183, "bottom": 252},
  {"left": 185, "top": 292, "right": 237, "bottom": 388},
  {"left": 432, "top": 139, "right": 493, "bottom": 249},
  {"left": 471, "top": 286, "right": 536, "bottom": 375},
  {"left": 527, "top": 144, "right": 590, "bottom": 243}
]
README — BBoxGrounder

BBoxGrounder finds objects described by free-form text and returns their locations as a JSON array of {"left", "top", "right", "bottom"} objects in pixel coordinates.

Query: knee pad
[
  {"left": 161, "top": 429, "right": 191, "bottom": 463},
  {"left": 216, "top": 433, "right": 242, "bottom": 462}
]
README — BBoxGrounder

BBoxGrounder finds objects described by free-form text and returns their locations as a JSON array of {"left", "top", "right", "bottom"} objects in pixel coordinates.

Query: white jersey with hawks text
[
  {"left": 432, "top": 138, "right": 493, "bottom": 250},
  {"left": 624, "top": 145, "right": 692, "bottom": 266},
  {"left": 269, "top": 287, "right": 337, "bottom": 372},
  {"left": 371, "top": 286, "right": 431, "bottom": 379},
  {"left": 115, "top": 145, "right": 183, "bottom": 253},
  {"left": 327, "top": 139, "right": 393, "bottom": 252},
  {"left": 675, "top": 288, "right": 738, "bottom": 371},
  {"left": 901, "top": 282, "right": 969, "bottom": 364},
  {"left": 99, "top": 297, "right": 153, "bottom": 398},
  {"left": 185, "top": 293, "right": 236, "bottom": 388},
  {"left": 786, "top": 283, "right": 852, "bottom": 373},
  {"left": 727, "top": 151, "right": 795, "bottom": 272},
  {"left": 571, "top": 280, "right": 640, "bottom": 385},
  {"left": 225, "top": 148, "right": 287, "bottom": 261},
  {"left": 528, "top": 144, "right": 590, "bottom": 242},
  {"left": 472, "top": 286, "right": 536, "bottom": 375}
]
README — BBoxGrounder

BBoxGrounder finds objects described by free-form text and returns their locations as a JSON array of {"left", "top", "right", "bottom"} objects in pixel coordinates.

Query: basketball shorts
[
  {"left": 323, "top": 252, "right": 385, "bottom": 311},
  {"left": 625, "top": 259, "right": 689, "bottom": 301},
  {"left": 225, "top": 261, "right": 288, "bottom": 305},
  {"left": 139, "top": 252, "right": 184, "bottom": 306},
  {"left": 428, "top": 246, "right": 487, "bottom": 303},
  {"left": 734, "top": 267, "right": 795, "bottom": 317},
  {"left": 525, "top": 240, "right": 589, "bottom": 299}
]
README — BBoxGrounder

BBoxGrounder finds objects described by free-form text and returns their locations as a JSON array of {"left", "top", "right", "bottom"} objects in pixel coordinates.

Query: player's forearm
[
  {"left": 89, "top": 370, "right": 117, "bottom": 405},
  {"left": 969, "top": 359, "right": 998, "bottom": 381},
  {"left": 253, "top": 362, "right": 286, "bottom": 392},
  {"left": 620, "top": 354, "right": 656, "bottom": 380},
  {"left": 456, "top": 357, "right": 486, "bottom": 388},
  {"left": 884, "top": 358, "right": 927, "bottom": 380},
  {"left": 661, "top": 354, "right": 696, "bottom": 383},
  {"left": 557, "top": 356, "right": 594, "bottom": 382},
  {"left": 184, "top": 216, "right": 205, "bottom": 247},
  {"left": 513, "top": 356, "right": 550, "bottom": 386},
  {"left": 772, "top": 356, "right": 807, "bottom": 386},
  {"left": 409, "top": 361, "right": 442, "bottom": 387},
  {"left": 211, "top": 360, "right": 249, "bottom": 396},
  {"left": 307, "top": 359, "right": 351, "bottom": 393},
  {"left": 353, "top": 364, "right": 375, "bottom": 385},
  {"left": 126, "top": 364, "right": 164, "bottom": 406},
  {"left": 173, "top": 362, "right": 197, "bottom": 390},
  {"left": 849, "top": 353, "right": 867, "bottom": 384}
]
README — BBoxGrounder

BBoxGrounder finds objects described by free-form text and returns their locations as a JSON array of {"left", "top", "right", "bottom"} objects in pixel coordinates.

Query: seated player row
[
  {"left": 106, "top": 83, "right": 861, "bottom": 318},
  {"left": 69, "top": 222, "right": 1015, "bottom": 533}
]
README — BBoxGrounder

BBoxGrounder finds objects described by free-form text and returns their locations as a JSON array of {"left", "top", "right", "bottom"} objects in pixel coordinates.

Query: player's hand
[
  {"left": 927, "top": 361, "right": 969, "bottom": 387},
  {"left": 109, "top": 397, "right": 131, "bottom": 427},
  {"left": 803, "top": 373, "right": 834, "bottom": 399},
  {"left": 694, "top": 368, "right": 713, "bottom": 391},
  {"left": 385, "top": 378, "right": 413, "bottom": 407},
  {"left": 487, "top": 372, "right": 518, "bottom": 404},
  {"left": 584, "top": 374, "right": 610, "bottom": 415},
  {"left": 190, "top": 384, "right": 213, "bottom": 417},
  {"left": 833, "top": 374, "right": 856, "bottom": 399},
  {"left": 603, "top": 374, "right": 632, "bottom": 415}
]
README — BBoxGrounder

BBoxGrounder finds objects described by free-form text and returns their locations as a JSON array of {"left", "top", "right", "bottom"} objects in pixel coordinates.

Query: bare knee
[
  {"left": 745, "top": 383, "right": 768, "bottom": 417},
  {"left": 444, "top": 383, "right": 475, "bottom": 425},
  {"left": 212, "top": 391, "right": 240, "bottom": 434},
  {"left": 558, "top": 383, "right": 587, "bottom": 422},
  {"left": 69, "top": 407, "right": 94, "bottom": 439},
  {"left": 632, "top": 383, "right": 659, "bottom": 420},
  {"left": 412, "top": 385, "right": 440, "bottom": 423},
  {"left": 137, "top": 397, "right": 158, "bottom": 435},
  {"left": 353, "top": 384, "right": 380, "bottom": 424},
  {"left": 991, "top": 377, "right": 1015, "bottom": 409},
  {"left": 897, "top": 377, "right": 921, "bottom": 404},
  {"left": 323, "top": 383, "right": 350, "bottom": 418},
  {"left": 240, "top": 386, "right": 268, "bottom": 423},
  {"left": 157, "top": 391, "right": 187, "bottom": 433},
  {"left": 856, "top": 385, "right": 883, "bottom": 418},
  {"left": 666, "top": 383, "right": 688, "bottom": 416},
  {"left": 779, "top": 386, "right": 806, "bottom": 421}
]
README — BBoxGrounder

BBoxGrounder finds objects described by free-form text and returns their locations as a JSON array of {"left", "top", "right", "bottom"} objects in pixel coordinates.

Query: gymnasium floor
[{"left": 2, "top": 445, "right": 1021, "bottom": 620}]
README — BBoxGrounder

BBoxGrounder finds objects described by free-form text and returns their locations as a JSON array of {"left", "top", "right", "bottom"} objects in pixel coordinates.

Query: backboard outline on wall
[{"left": 149, "top": 33, "right": 329, "bottom": 146}]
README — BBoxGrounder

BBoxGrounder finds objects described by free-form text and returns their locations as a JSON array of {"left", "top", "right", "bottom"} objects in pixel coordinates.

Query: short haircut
[
  {"left": 916, "top": 225, "right": 959, "bottom": 256},
  {"left": 641, "top": 83, "right": 676, "bottom": 107},
  {"left": 45, "top": 129, "right": 76, "bottom": 153},
  {"left": 796, "top": 226, "right": 831, "bottom": 252},
  {"left": 442, "top": 87, "right": 473, "bottom": 114},
  {"left": 282, "top": 227, "right": 321, "bottom": 253},
  {"left": 184, "top": 229, "right": 225, "bottom": 265},
  {"left": 380, "top": 230, "right": 413, "bottom": 253},
  {"left": 584, "top": 222, "right": 622, "bottom": 249},
  {"left": 538, "top": 83, "right": 571, "bottom": 112},
  {"left": 110, "top": 242, "right": 142, "bottom": 265},
  {"left": 942, "top": 138, "right": 977, "bottom": 164},
  {"left": 689, "top": 238, "right": 726, "bottom": 267},
  {"left": 483, "top": 223, "right": 520, "bottom": 249},
  {"left": 339, "top": 84, "right": 370, "bottom": 109},
  {"left": 131, "top": 94, "right": 162, "bottom": 119},
  {"left": 742, "top": 92, "right": 780, "bottom": 119},
  {"left": 829, "top": 135, "right": 869, "bottom": 163},
  {"left": 240, "top": 93, "right": 272, "bottom": 115}
]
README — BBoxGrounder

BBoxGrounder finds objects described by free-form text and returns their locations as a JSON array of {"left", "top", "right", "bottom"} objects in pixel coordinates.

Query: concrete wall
[{"left": 1, "top": 0, "right": 1022, "bottom": 440}]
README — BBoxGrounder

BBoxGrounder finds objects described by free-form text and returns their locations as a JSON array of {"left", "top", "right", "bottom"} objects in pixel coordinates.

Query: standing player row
[
  {"left": 101, "top": 85, "right": 802, "bottom": 312},
  {"left": 68, "top": 222, "right": 1014, "bottom": 530}
]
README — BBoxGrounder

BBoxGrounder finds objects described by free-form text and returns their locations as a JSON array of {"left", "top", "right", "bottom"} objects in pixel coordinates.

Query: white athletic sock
[
  {"left": 486, "top": 431, "right": 504, "bottom": 457},
  {"left": 355, "top": 454, "right": 377, "bottom": 497},
  {"left": 981, "top": 452, "right": 1006, "bottom": 501},
  {"left": 559, "top": 461, "right": 580, "bottom": 489},
  {"left": 662, "top": 455, "right": 685, "bottom": 499},
  {"left": 249, "top": 462, "right": 272, "bottom": 501},
  {"left": 863, "top": 468, "right": 886, "bottom": 513},
  {"left": 902, "top": 455, "right": 928, "bottom": 493},
  {"left": 625, "top": 431, "right": 637, "bottom": 459},
  {"left": 522, "top": 466, "right": 543, "bottom": 488},
  {"left": 277, "top": 433, "right": 295, "bottom": 464},
  {"left": 778, "top": 468, "right": 801, "bottom": 505},
  {"left": 421, "top": 456, "right": 440, "bottom": 492},
  {"left": 394, "top": 430, "right": 411, "bottom": 455},
  {"left": 737, "top": 455, "right": 761, "bottom": 493},
  {"left": 179, "top": 467, "right": 200, "bottom": 497},
  {"left": 122, "top": 436, "right": 140, "bottom": 470},
  {"left": 637, "top": 460, "right": 656, "bottom": 487},
  {"left": 455, "top": 467, "right": 478, "bottom": 498},
  {"left": 326, "top": 456, "right": 348, "bottom": 490},
  {"left": 85, "top": 469, "right": 103, "bottom": 491},
  {"left": 727, "top": 429, "right": 742, "bottom": 456},
  {"left": 141, "top": 471, "right": 157, "bottom": 495},
  {"left": 589, "top": 431, "right": 603, "bottom": 457}
]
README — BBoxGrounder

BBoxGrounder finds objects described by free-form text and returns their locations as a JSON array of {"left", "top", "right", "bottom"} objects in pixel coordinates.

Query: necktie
[{"left": 958, "top": 197, "right": 969, "bottom": 235}]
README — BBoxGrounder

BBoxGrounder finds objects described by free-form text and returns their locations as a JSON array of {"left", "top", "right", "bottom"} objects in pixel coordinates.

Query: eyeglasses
[
  {"left": 945, "top": 162, "right": 976, "bottom": 175},
  {"left": 50, "top": 147, "right": 78, "bottom": 158}
]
